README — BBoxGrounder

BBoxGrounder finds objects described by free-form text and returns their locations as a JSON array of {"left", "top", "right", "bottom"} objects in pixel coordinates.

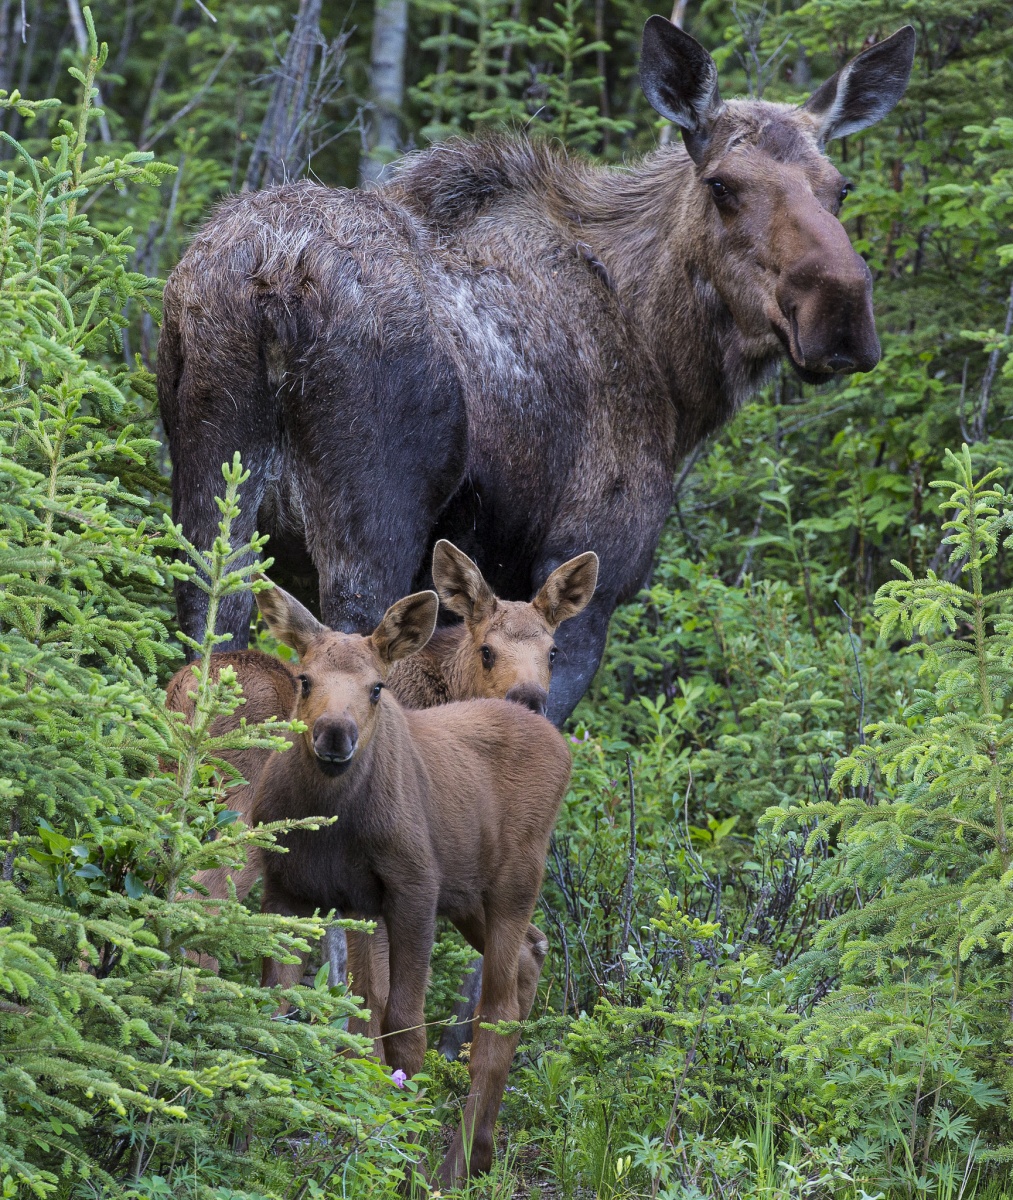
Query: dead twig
[
  {"left": 971, "top": 276, "right": 1013, "bottom": 443},
  {"left": 618, "top": 754, "right": 637, "bottom": 988}
]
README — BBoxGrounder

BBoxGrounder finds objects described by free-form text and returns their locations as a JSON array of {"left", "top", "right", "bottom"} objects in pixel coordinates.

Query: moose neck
[{"left": 567, "top": 146, "right": 781, "bottom": 452}]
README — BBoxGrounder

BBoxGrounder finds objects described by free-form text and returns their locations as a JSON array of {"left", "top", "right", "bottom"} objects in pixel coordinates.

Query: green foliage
[{"left": 7, "top": 0, "right": 1013, "bottom": 1196}]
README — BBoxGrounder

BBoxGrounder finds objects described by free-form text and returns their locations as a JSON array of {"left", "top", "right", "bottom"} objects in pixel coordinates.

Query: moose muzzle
[
  {"left": 505, "top": 683, "right": 549, "bottom": 717},
  {"left": 774, "top": 205, "right": 881, "bottom": 380},
  {"left": 312, "top": 716, "right": 359, "bottom": 772}
]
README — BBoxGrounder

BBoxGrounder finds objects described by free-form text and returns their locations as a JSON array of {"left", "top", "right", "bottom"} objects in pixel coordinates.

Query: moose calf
[
  {"left": 251, "top": 581, "right": 571, "bottom": 1183},
  {"left": 167, "top": 541, "right": 595, "bottom": 917}
]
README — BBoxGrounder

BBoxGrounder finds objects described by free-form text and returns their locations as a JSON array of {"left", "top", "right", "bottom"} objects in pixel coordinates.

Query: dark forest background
[{"left": 2, "top": 1, "right": 1013, "bottom": 1196}]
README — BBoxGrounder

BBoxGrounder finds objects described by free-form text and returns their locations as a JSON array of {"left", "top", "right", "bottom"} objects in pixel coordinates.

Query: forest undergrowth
[{"left": 2, "top": 1, "right": 1013, "bottom": 1197}]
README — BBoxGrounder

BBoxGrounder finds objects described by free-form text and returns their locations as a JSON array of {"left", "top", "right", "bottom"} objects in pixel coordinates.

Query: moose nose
[
  {"left": 824, "top": 353, "right": 857, "bottom": 372},
  {"left": 312, "top": 716, "right": 358, "bottom": 766},
  {"left": 505, "top": 684, "right": 549, "bottom": 717},
  {"left": 774, "top": 204, "right": 881, "bottom": 377}
]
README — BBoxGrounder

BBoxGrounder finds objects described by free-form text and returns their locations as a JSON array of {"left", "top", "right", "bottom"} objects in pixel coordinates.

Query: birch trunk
[{"left": 359, "top": 0, "right": 408, "bottom": 186}]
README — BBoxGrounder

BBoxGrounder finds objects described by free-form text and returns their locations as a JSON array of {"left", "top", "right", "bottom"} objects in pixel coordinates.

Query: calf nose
[
  {"left": 312, "top": 716, "right": 358, "bottom": 764},
  {"left": 505, "top": 684, "right": 549, "bottom": 717}
]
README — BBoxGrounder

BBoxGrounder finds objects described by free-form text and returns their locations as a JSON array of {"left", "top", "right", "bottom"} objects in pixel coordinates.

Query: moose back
[{"left": 158, "top": 19, "right": 915, "bottom": 722}]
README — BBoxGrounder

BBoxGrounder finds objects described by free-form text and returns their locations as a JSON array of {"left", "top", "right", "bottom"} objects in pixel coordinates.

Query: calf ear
[
  {"left": 803, "top": 26, "right": 915, "bottom": 146},
  {"left": 372, "top": 591, "right": 439, "bottom": 665},
  {"left": 640, "top": 16, "right": 724, "bottom": 165},
  {"left": 532, "top": 552, "right": 599, "bottom": 629},
  {"left": 431, "top": 540, "right": 497, "bottom": 624},
  {"left": 255, "top": 578, "right": 327, "bottom": 658}
]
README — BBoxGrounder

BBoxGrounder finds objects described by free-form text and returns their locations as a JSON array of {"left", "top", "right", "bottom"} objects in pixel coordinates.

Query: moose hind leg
[
  {"left": 164, "top": 387, "right": 272, "bottom": 654},
  {"left": 289, "top": 339, "right": 467, "bottom": 633},
  {"left": 439, "top": 915, "right": 535, "bottom": 1183}
]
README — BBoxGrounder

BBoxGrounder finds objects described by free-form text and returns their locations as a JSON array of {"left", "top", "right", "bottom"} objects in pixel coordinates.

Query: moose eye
[
  {"left": 480, "top": 645, "right": 494, "bottom": 669},
  {"left": 297, "top": 673, "right": 311, "bottom": 698},
  {"left": 838, "top": 182, "right": 852, "bottom": 207},
  {"left": 706, "top": 178, "right": 731, "bottom": 202},
  {"left": 370, "top": 682, "right": 383, "bottom": 704},
  {"left": 549, "top": 646, "right": 558, "bottom": 667}
]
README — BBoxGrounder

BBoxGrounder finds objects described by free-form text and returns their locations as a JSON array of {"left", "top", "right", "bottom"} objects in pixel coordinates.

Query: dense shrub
[{"left": 0, "top": 23, "right": 435, "bottom": 1198}]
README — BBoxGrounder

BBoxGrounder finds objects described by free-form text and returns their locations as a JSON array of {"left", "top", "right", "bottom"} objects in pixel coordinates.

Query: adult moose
[{"left": 158, "top": 18, "right": 915, "bottom": 723}]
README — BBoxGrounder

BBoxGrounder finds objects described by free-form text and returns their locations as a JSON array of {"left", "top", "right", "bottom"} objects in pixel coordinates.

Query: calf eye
[
  {"left": 838, "top": 182, "right": 852, "bottom": 206},
  {"left": 370, "top": 682, "right": 383, "bottom": 704},
  {"left": 480, "top": 645, "right": 494, "bottom": 669},
  {"left": 297, "top": 673, "right": 311, "bottom": 698},
  {"left": 549, "top": 646, "right": 558, "bottom": 667},
  {"left": 705, "top": 178, "right": 731, "bottom": 202}
]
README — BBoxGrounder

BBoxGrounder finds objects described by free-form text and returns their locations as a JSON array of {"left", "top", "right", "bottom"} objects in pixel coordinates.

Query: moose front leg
[
  {"left": 543, "top": 590, "right": 614, "bottom": 726},
  {"left": 380, "top": 898, "right": 436, "bottom": 1078},
  {"left": 260, "top": 888, "right": 316, "bottom": 1006},
  {"left": 345, "top": 923, "right": 390, "bottom": 1062}
]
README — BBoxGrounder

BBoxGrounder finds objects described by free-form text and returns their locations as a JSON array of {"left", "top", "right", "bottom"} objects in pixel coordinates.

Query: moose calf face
[
  {"left": 640, "top": 18, "right": 916, "bottom": 382},
  {"left": 432, "top": 541, "right": 599, "bottom": 717},
  {"left": 256, "top": 581, "right": 438, "bottom": 775}
]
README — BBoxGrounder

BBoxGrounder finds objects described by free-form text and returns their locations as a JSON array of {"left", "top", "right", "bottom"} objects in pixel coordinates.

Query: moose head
[
  {"left": 640, "top": 18, "right": 915, "bottom": 381},
  {"left": 256, "top": 582, "right": 438, "bottom": 775},
  {"left": 432, "top": 540, "right": 599, "bottom": 718}
]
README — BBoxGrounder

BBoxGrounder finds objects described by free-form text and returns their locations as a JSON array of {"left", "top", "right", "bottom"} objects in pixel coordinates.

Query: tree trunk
[
  {"left": 359, "top": 0, "right": 408, "bottom": 186},
  {"left": 325, "top": 925, "right": 348, "bottom": 987},
  {"left": 66, "top": 0, "right": 112, "bottom": 143},
  {"left": 243, "top": 0, "right": 331, "bottom": 192},
  {"left": 0, "top": 1, "right": 14, "bottom": 97},
  {"left": 658, "top": 1, "right": 689, "bottom": 146}
]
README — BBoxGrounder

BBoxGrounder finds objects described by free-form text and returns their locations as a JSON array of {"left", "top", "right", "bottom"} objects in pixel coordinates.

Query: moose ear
[
  {"left": 255, "top": 578, "right": 327, "bottom": 658},
  {"left": 640, "top": 15, "right": 724, "bottom": 164},
  {"left": 803, "top": 26, "right": 915, "bottom": 146},
  {"left": 431, "top": 540, "right": 497, "bottom": 624},
  {"left": 532, "top": 552, "right": 599, "bottom": 630},
  {"left": 371, "top": 591, "right": 439, "bottom": 665}
]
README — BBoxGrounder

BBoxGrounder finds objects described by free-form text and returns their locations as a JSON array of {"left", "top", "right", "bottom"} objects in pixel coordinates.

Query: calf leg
[
  {"left": 379, "top": 899, "right": 436, "bottom": 1078},
  {"left": 259, "top": 889, "right": 315, "bottom": 1001},
  {"left": 439, "top": 917, "right": 545, "bottom": 1183},
  {"left": 345, "top": 923, "right": 389, "bottom": 1061}
]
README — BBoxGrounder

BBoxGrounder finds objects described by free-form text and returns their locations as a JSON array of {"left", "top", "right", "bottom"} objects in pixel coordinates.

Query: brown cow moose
[
  {"left": 158, "top": 21, "right": 914, "bottom": 726},
  {"left": 251, "top": 582, "right": 571, "bottom": 1184}
]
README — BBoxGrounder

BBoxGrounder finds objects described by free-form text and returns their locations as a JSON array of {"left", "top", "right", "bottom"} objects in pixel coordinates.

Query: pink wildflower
[{"left": 392, "top": 1069, "right": 407, "bottom": 1089}]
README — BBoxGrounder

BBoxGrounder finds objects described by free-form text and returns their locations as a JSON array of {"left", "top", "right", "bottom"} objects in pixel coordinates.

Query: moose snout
[
  {"left": 505, "top": 683, "right": 549, "bottom": 717},
  {"left": 776, "top": 245, "right": 880, "bottom": 378},
  {"left": 312, "top": 716, "right": 359, "bottom": 770}
]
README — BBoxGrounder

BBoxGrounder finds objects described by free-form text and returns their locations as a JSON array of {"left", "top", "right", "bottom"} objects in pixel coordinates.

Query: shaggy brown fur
[
  {"left": 158, "top": 22, "right": 914, "bottom": 725},
  {"left": 252, "top": 583, "right": 571, "bottom": 1184}
]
